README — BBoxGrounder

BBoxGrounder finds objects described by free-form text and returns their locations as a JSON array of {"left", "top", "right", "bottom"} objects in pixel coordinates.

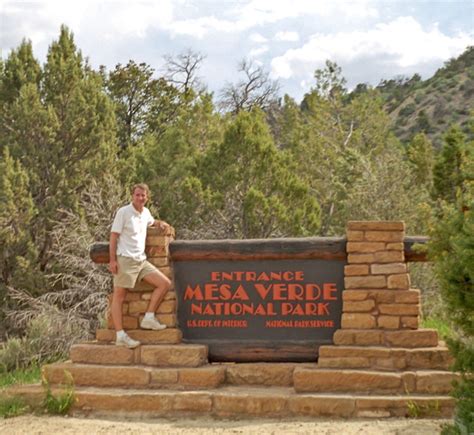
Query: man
[{"left": 109, "top": 183, "right": 171, "bottom": 348}]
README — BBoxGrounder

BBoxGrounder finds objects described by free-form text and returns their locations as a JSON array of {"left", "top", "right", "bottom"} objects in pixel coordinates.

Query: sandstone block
[
  {"left": 385, "top": 329, "right": 439, "bottom": 348},
  {"left": 179, "top": 366, "right": 225, "bottom": 388},
  {"left": 319, "top": 346, "right": 390, "bottom": 359},
  {"left": 365, "top": 231, "right": 404, "bottom": 242},
  {"left": 149, "top": 369, "right": 178, "bottom": 385},
  {"left": 122, "top": 315, "right": 139, "bottom": 329},
  {"left": 373, "top": 251, "right": 404, "bottom": 263},
  {"left": 173, "top": 392, "right": 212, "bottom": 412},
  {"left": 387, "top": 274, "right": 411, "bottom": 289},
  {"left": 405, "top": 347, "right": 454, "bottom": 370},
  {"left": 140, "top": 344, "right": 208, "bottom": 367},
  {"left": 43, "top": 363, "right": 150, "bottom": 388},
  {"left": 341, "top": 313, "right": 376, "bottom": 329},
  {"left": 416, "top": 371, "right": 458, "bottom": 394},
  {"left": 333, "top": 329, "right": 355, "bottom": 345},
  {"left": 401, "top": 316, "right": 420, "bottom": 329},
  {"left": 343, "top": 300, "right": 375, "bottom": 312},
  {"left": 386, "top": 242, "right": 404, "bottom": 251},
  {"left": 145, "top": 245, "right": 169, "bottom": 257},
  {"left": 347, "top": 221, "right": 405, "bottom": 231},
  {"left": 317, "top": 357, "right": 370, "bottom": 369},
  {"left": 147, "top": 226, "right": 175, "bottom": 237},
  {"left": 346, "top": 230, "right": 364, "bottom": 241},
  {"left": 395, "top": 289, "right": 420, "bottom": 304},
  {"left": 96, "top": 328, "right": 182, "bottom": 344},
  {"left": 225, "top": 363, "right": 296, "bottom": 386},
  {"left": 371, "top": 263, "right": 407, "bottom": 275},
  {"left": 159, "top": 266, "right": 172, "bottom": 279},
  {"left": 213, "top": 392, "right": 288, "bottom": 417},
  {"left": 354, "top": 330, "right": 384, "bottom": 345},
  {"left": 146, "top": 236, "right": 173, "bottom": 247},
  {"left": 343, "top": 290, "right": 369, "bottom": 301},
  {"left": 345, "top": 276, "right": 386, "bottom": 289},
  {"left": 289, "top": 395, "right": 355, "bottom": 417},
  {"left": 294, "top": 368, "right": 402, "bottom": 393},
  {"left": 344, "top": 265, "right": 369, "bottom": 276},
  {"left": 347, "top": 253, "right": 375, "bottom": 263},
  {"left": 70, "top": 344, "right": 135, "bottom": 365},
  {"left": 347, "top": 242, "right": 386, "bottom": 253},
  {"left": 149, "top": 257, "right": 169, "bottom": 268},
  {"left": 377, "top": 315, "right": 400, "bottom": 329},
  {"left": 379, "top": 304, "right": 420, "bottom": 316},
  {"left": 124, "top": 292, "right": 141, "bottom": 301},
  {"left": 155, "top": 313, "right": 177, "bottom": 327}
]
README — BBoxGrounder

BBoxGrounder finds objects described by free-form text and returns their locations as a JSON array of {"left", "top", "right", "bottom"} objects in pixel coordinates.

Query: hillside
[{"left": 375, "top": 46, "right": 474, "bottom": 147}]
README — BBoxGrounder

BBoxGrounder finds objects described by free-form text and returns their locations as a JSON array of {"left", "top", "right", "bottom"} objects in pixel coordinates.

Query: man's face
[{"left": 132, "top": 188, "right": 148, "bottom": 209}]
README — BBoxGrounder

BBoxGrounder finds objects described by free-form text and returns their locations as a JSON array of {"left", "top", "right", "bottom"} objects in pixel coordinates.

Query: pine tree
[
  {"left": 407, "top": 132, "right": 434, "bottom": 187},
  {"left": 433, "top": 125, "right": 469, "bottom": 202}
]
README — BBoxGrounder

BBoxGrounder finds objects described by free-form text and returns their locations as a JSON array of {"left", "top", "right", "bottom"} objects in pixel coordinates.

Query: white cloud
[
  {"left": 271, "top": 16, "right": 473, "bottom": 81},
  {"left": 249, "top": 45, "right": 269, "bottom": 57},
  {"left": 274, "top": 31, "right": 299, "bottom": 42},
  {"left": 249, "top": 32, "right": 267, "bottom": 43}
]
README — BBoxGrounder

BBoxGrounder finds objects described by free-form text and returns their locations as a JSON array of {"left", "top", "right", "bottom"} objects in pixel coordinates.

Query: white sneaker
[
  {"left": 116, "top": 333, "right": 140, "bottom": 349},
  {"left": 140, "top": 317, "right": 167, "bottom": 331}
]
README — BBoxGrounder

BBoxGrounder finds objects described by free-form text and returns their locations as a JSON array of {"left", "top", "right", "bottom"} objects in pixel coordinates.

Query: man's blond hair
[{"left": 131, "top": 183, "right": 150, "bottom": 196}]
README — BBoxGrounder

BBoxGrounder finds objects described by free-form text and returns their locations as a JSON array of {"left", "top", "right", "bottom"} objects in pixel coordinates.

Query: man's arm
[{"left": 109, "top": 232, "right": 120, "bottom": 274}]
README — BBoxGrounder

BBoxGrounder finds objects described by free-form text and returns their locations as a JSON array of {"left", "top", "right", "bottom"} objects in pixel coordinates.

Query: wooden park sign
[{"left": 172, "top": 238, "right": 346, "bottom": 362}]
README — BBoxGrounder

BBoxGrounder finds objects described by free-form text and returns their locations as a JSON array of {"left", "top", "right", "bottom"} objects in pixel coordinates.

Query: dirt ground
[{"left": 0, "top": 415, "right": 451, "bottom": 434}]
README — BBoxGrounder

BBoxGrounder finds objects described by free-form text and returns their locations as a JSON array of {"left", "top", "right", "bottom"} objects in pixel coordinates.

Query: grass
[
  {"left": 0, "top": 365, "right": 42, "bottom": 389},
  {"left": 422, "top": 316, "right": 455, "bottom": 340},
  {"left": 0, "top": 396, "right": 30, "bottom": 418}
]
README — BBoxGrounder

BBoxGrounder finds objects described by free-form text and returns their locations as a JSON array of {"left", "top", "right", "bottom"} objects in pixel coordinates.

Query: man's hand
[{"left": 109, "top": 259, "right": 118, "bottom": 274}]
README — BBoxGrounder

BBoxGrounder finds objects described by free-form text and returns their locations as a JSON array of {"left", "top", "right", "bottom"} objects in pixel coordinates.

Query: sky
[{"left": 1, "top": 0, "right": 473, "bottom": 101}]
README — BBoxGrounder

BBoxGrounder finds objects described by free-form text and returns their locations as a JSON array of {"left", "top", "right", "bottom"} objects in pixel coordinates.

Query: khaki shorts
[{"left": 113, "top": 256, "right": 158, "bottom": 288}]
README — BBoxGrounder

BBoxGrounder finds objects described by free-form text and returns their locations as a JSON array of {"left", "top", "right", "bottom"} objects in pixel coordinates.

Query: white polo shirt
[{"left": 111, "top": 204, "right": 155, "bottom": 261}]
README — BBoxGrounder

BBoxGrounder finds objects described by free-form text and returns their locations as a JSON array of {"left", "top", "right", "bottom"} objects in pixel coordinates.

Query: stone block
[
  {"left": 317, "top": 357, "right": 371, "bottom": 369},
  {"left": 347, "top": 221, "right": 405, "bottom": 231},
  {"left": 416, "top": 371, "right": 458, "bottom": 394},
  {"left": 387, "top": 274, "right": 411, "bottom": 289},
  {"left": 147, "top": 226, "right": 175, "bottom": 237},
  {"left": 379, "top": 304, "right": 420, "bottom": 316},
  {"left": 124, "top": 292, "right": 141, "bottom": 302},
  {"left": 346, "top": 230, "right": 364, "bottom": 241},
  {"left": 158, "top": 266, "right": 172, "bottom": 279},
  {"left": 343, "top": 290, "right": 369, "bottom": 301},
  {"left": 347, "top": 242, "right": 386, "bottom": 253},
  {"left": 146, "top": 236, "right": 174, "bottom": 247},
  {"left": 333, "top": 329, "right": 355, "bottom": 345},
  {"left": 401, "top": 316, "right": 420, "bottom": 329},
  {"left": 377, "top": 315, "right": 400, "bottom": 329},
  {"left": 347, "top": 253, "right": 375, "bottom": 263},
  {"left": 149, "top": 368, "right": 178, "bottom": 385},
  {"left": 225, "top": 363, "right": 297, "bottom": 386},
  {"left": 70, "top": 344, "right": 135, "bottom": 365},
  {"left": 43, "top": 363, "right": 150, "bottom": 388},
  {"left": 405, "top": 347, "right": 454, "bottom": 370},
  {"left": 385, "top": 329, "right": 439, "bottom": 348},
  {"left": 140, "top": 344, "right": 208, "bottom": 367},
  {"left": 365, "top": 231, "right": 404, "bottom": 242},
  {"left": 149, "top": 257, "right": 169, "bottom": 268},
  {"left": 155, "top": 313, "right": 177, "bottom": 327},
  {"left": 145, "top": 245, "right": 169, "bottom": 257},
  {"left": 344, "top": 265, "right": 370, "bottom": 276},
  {"left": 178, "top": 366, "right": 225, "bottom": 388},
  {"left": 294, "top": 369, "right": 402, "bottom": 393},
  {"left": 343, "top": 300, "right": 375, "bottom": 312},
  {"left": 386, "top": 242, "right": 404, "bottom": 251},
  {"left": 354, "top": 330, "right": 384, "bottom": 345},
  {"left": 395, "top": 289, "right": 420, "bottom": 304},
  {"left": 289, "top": 395, "right": 355, "bottom": 417},
  {"left": 341, "top": 313, "right": 376, "bottom": 329},
  {"left": 371, "top": 263, "right": 407, "bottom": 275},
  {"left": 373, "top": 251, "right": 404, "bottom": 263},
  {"left": 173, "top": 392, "right": 212, "bottom": 412},
  {"left": 96, "top": 328, "right": 182, "bottom": 344},
  {"left": 345, "top": 276, "right": 386, "bottom": 289},
  {"left": 213, "top": 391, "right": 288, "bottom": 417},
  {"left": 122, "top": 315, "right": 139, "bottom": 329}
]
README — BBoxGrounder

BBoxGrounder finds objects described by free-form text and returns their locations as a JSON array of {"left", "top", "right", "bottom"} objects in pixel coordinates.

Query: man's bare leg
[
  {"left": 111, "top": 286, "right": 127, "bottom": 331},
  {"left": 142, "top": 270, "right": 171, "bottom": 313}
]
